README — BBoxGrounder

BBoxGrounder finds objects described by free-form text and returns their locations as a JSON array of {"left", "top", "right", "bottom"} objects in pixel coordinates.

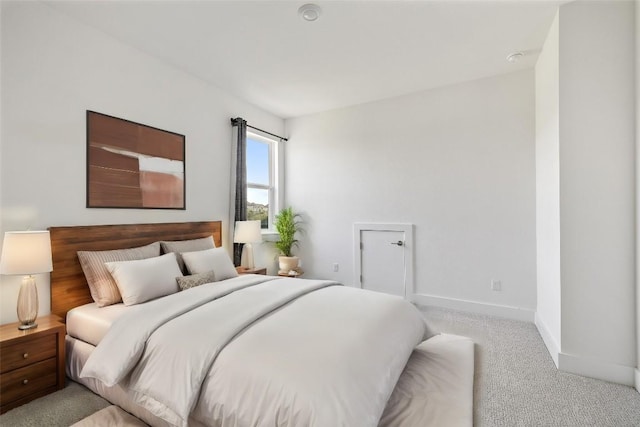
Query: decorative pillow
[
  {"left": 181, "top": 247, "right": 238, "bottom": 281},
  {"left": 105, "top": 253, "right": 182, "bottom": 306},
  {"left": 160, "top": 236, "right": 215, "bottom": 274},
  {"left": 176, "top": 270, "right": 217, "bottom": 291},
  {"left": 78, "top": 242, "right": 161, "bottom": 307}
]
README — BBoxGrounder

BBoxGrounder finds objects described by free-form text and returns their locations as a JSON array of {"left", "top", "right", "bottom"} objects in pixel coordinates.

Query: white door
[{"left": 354, "top": 224, "right": 414, "bottom": 299}]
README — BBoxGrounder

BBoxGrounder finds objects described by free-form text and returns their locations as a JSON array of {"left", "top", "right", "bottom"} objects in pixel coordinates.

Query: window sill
[{"left": 260, "top": 230, "right": 279, "bottom": 242}]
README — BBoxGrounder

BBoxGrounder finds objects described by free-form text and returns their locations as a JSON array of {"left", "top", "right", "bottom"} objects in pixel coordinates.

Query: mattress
[{"left": 66, "top": 302, "right": 130, "bottom": 346}]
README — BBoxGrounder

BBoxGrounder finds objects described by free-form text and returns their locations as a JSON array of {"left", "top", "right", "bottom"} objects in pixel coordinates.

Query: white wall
[
  {"left": 0, "top": 1, "right": 284, "bottom": 324},
  {"left": 558, "top": 0, "right": 636, "bottom": 382},
  {"left": 534, "top": 0, "right": 636, "bottom": 385},
  {"left": 285, "top": 70, "right": 537, "bottom": 319},
  {"left": 0, "top": 2, "right": 3, "bottom": 244},
  {"left": 534, "top": 11, "right": 561, "bottom": 365},
  {"left": 635, "top": 0, "right": 640, "bottom": 392}
]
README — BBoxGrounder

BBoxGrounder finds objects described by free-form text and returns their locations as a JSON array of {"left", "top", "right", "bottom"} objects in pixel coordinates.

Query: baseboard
[
  {"left": 412, "top": 293, "right": 535, "bottom": 322},
  {"left": 557, "top": 352, "right": 635, "bottom": 386},
  {"left": 534, "top": 314, "right": 560, "bottom": 368},
  {"left": 635, "top": 369, "right": 640, "bottom": 393}
]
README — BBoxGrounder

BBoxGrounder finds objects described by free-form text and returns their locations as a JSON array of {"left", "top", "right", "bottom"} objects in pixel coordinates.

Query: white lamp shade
[
  {"left": 234, "top": 220, "right": 262, "bottom": 244},
  {"left": 0, "top": 231, "right": 53, "bottom": 275}
]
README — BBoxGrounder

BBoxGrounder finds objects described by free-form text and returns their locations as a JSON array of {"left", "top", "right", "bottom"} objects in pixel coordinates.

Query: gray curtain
[{"left": 230, "top": 117, "right": 247, "bottom": 266}]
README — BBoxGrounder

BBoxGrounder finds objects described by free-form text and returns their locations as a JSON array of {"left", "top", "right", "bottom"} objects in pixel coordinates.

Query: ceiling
[{"left": 45, "top": 0, "right": 564, "bottom": 119}]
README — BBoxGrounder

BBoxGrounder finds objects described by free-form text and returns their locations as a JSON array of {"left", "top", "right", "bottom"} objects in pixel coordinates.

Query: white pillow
[
  {"left": 105, "top": 252, "right": 182, "bottom": 306},
  {"left": 181, "top": 247, "right": 238, "bottom": 281},
  {"left": 160, "top": 236, "right": 216, "bottom": 274}
]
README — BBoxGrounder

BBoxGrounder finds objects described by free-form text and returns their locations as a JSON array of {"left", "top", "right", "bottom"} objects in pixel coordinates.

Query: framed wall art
[{"left": 86, "top": 111, "right": 185, "bottom": 209}]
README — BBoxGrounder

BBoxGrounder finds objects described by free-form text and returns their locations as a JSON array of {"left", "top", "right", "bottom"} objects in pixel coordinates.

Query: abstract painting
[{"left": 86, "top": 111, "right": 185, "bottom": 209}]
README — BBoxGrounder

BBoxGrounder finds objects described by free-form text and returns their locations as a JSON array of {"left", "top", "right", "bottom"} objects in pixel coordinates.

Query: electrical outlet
[
  {"left": 491, "top": 280, "right": 502, "bottom": 291},
  {"left": 333, "top": 263, "right": 339, "bottom": 272}
]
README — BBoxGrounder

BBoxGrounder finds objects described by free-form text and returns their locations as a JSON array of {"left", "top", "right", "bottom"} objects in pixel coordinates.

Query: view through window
[{"left": 246, "top": 134, "right": 274, "bottom": 229}]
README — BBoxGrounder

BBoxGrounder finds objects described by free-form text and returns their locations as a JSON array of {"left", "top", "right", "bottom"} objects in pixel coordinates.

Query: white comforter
[{"left": 81, "top": 275, "right": 430, "bottom": 427}]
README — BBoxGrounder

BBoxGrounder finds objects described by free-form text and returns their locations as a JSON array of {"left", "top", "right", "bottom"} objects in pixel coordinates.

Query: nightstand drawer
[
  {"left": 0, "top": 358, "right": 57, "bottom": 405},
  {"left": 0, "top": 334, "right": 57, "bottom": 373}
]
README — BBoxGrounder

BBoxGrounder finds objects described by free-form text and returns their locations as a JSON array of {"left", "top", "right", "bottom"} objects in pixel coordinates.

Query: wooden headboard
[{"left": 49, "top": 221, "right": 222, "bottom": 321}]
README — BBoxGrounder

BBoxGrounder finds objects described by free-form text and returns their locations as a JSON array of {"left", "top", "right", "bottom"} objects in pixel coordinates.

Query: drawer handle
[
  {"left": 23, "top": 353, "right": 28, "bottom": 359},
  {"left": 22, "top": 379, "right": 28, "bottom": 385}
]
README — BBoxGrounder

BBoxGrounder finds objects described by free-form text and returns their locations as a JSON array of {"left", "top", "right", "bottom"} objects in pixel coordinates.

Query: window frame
[{"left": 246, "top": 131, "right": 280, "bottom": 233}]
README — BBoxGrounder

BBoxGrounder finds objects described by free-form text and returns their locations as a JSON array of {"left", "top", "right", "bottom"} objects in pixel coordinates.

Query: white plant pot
[{"left": 278, "top": 256, "right": 299, "bottom": 274}]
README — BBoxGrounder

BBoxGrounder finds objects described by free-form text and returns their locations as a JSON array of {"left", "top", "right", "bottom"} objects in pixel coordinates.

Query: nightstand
[
  {"left": 278, "top": 271, "right": 304, "bottom": 278},
  {"left": 0, "top": 315, "right": 65, "bottom": 414},
  {"left": 278, "top": 267, "right": 304, "bottom": 278},
  {"left": 236, "top": 266, "right": 267, "bottom": 275}
]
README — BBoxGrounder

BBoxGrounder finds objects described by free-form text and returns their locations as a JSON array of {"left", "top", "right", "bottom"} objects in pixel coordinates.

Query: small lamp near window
[
  {"left": 234, "top": 220, "right": 262, "bottom": 270},
  {"left": 0, "top": 231, "right": 53, "bottom": 330}
]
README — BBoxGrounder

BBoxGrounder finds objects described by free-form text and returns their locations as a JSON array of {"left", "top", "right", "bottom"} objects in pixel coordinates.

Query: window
[{"left": 246, "top": 132, "right": 279, "bottom": 230}]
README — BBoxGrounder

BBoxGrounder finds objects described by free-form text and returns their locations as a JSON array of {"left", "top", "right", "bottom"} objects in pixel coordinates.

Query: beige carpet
[
  {"left": 71, "top": 405, "right": 148, "bottom": 427},
  {"left": 0, "top": 380, "right": 110, "bottom": 426},
  {"left": 422, "top": 305, "right": 640, "bottom": 426}
]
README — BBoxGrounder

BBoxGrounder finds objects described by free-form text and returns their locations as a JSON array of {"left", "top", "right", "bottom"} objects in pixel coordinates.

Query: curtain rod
[{"left": 230, "top": 117, "right": 288, "bottom": 142}]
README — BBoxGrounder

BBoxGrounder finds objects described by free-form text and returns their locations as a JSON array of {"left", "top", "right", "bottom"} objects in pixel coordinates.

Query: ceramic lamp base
[
  {"left": 17, "top": 275, "right": 39, "bottom": 331},
  {"left": 240, "top": 243, "right": 255, "bottom": 270},
  {"left": 18, "top": 322, "right": 38, "bottom": 330}
]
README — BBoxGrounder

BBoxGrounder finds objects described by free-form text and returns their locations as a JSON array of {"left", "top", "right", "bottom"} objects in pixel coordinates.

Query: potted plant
[{"left": 274, "top": 207, "right": 302, "bottom": 275}]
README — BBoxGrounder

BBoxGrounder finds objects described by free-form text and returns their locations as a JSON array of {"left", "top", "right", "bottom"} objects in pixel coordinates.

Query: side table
[{"left": 0, "top": 315, "right": 66, "bottom": 413}]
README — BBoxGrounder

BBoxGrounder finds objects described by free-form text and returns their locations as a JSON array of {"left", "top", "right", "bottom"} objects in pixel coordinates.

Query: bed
[{"left": 50, "top": 221, "right": 474, "bottom": 427}]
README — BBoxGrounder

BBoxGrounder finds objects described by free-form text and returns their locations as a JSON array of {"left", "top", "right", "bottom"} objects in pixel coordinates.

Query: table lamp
[
  {"left": 0, "top": 231, "right": 53, "bottom": 330},
  {"left": 234, "top": 220, "right": 262, "bottom": 269}
]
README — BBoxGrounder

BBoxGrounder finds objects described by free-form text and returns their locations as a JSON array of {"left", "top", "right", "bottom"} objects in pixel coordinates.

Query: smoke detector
[
  {"left": 506, "top": 52, "right": 524, "bottom": 63},
  {"left": 298, "top": 4, "right": 322, "bottom": 22}
]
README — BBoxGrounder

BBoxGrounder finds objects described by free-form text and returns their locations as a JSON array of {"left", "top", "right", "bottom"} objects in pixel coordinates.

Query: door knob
[{"left": 390, "top": 241, "right": 404, "bottom": 246}]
